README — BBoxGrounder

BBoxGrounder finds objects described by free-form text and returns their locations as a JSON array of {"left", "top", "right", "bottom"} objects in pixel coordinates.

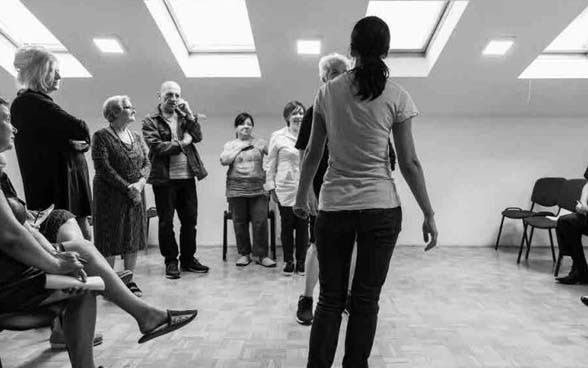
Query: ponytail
[{"left": 352, "top": 56, "right": 388, "bottom": 101}]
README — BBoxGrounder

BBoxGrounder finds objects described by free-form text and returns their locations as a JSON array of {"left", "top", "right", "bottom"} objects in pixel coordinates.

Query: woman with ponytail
[{"left": 294, "top": 16, "right": 438, "bottom": 367}]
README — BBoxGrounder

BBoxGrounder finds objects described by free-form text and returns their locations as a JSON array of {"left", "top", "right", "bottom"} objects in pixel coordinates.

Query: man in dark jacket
[{"left": 142, "top": 81, "right": 209, "bottom": 279}]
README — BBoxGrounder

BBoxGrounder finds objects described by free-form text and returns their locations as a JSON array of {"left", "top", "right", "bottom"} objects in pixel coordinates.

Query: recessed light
[
  {"left": 482, "top": 39, "right": 515, "bottom": 56},
  {"left": 93, "top": 37, "right": 124, "bottom": 54},
  {"left": 297, "top": 39, "right": 321, "bottom": 55}
]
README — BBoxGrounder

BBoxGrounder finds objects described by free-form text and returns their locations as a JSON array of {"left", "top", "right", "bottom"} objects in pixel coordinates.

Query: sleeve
[
  {"left": 184, "top": 115, "right": 203, "bottom": 143},
  {"left": 312, "top": 88, "right": 326, "bottom": 127},
  {"left": 137, "top": 133, "right": 151, "bottom": 179},
  {"left": 295, "top": 107, "right": 313, "bottom": 150},
  {"left": 219, "top": 140, "right": 239, "bottom": 166},
  {"left": 263, "top": 135, "right": 280, "bottom": 191},
  {"left": 141, "top": 116, "right": 183, "bottom": 156},
  {"left": 91, "top": 131, "right": 131, "bottom": 193},
  {"left": 393, "top": 86, "right": 419, "bottom": 124}
]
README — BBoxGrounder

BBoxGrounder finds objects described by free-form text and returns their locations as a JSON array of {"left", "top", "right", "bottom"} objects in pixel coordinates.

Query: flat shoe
[
  {"left": 235, "top": 255, "right": 251, "bottom": 267},
  {"left": 127, "top": 282, "right": 143, "bottom": 297},
  {"left": 138, "top": 309, "right": 198, "bottom": 344},
  {"left": 256, "top": 257, "right": 277, "bottom": 268}
]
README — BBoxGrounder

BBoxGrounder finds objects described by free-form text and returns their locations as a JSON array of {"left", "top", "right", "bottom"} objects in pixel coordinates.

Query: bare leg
[
  {"left": 123, "top": 252, "right": 138, "bottom": 272},
  {"left": 62, "top": 294, "right": 97, "bottom": 368},
  {"left": 76, "top": 216, "right": 92, "bottom": 241},
  {"left": 61, "top": 239, "right": 167, "bottom": 333},
  {"left": 303, "top": 243, "right": 319, "bottom": 297}
]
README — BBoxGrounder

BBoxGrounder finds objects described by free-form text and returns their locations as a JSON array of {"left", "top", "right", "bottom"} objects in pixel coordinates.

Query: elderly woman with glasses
[{"left": 91, "top": 95, "right": 150, "bottom": 297}]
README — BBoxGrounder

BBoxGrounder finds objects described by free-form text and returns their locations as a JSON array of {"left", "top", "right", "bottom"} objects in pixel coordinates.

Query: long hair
[
  {"left": 350, "top": 16, "right": 390, "bottom": 101},
  {"left": 13, "top": 46, "right": 58, "bottom": 93}
]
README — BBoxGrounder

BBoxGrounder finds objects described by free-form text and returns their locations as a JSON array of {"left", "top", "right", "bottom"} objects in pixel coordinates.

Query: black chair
[
  {"left": 521, "top": 178, "right": 587, "bottom": 265},
  {"left": 222, "top": 204, "right": 276, "bottom": 261},
  {"left": 496, "top": 177, "right": 565, "bottom": 252}
]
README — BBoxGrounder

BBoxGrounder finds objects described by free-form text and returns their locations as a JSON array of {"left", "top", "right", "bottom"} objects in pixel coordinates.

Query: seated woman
[{"left": 0, "top": 97, "right": 198, "bottom": 368}]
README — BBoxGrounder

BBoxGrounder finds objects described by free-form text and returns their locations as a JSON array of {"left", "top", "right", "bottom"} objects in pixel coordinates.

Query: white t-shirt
[{"left": 313, "top": 73, "right": 418, "bottom": 211}]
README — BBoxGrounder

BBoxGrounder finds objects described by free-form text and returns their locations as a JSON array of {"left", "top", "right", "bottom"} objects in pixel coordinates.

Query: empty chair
[
  {"left": 496, "top": 177, "right": 565, "bottom": 251},
  {"left": 521, "top": 178, "right": 586, "bottom": 264}
]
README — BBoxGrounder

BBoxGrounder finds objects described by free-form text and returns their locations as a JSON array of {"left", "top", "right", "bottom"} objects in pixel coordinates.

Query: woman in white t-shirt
[{"left": 294, "top": 16, "right": 438, "bottom": 368}]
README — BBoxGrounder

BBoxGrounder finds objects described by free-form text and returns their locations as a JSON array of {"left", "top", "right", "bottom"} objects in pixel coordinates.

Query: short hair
[
  {"left": 234, "top": 112, "right": 254, "bottom": 128},
  {"left": 282, "top": 101, "right": 305, "bottom": 125},
  {"left": 0, "top": 97, "right": 8, "bottom": 107},
  {"left": 13, "top": 46, "right": 58, "bottom": 93},
  {"left": 318, "top": 53, "right": 350, "bottom": 81},
  {"left": 102, "top": 95, "right": 129, "bottom": 123}
]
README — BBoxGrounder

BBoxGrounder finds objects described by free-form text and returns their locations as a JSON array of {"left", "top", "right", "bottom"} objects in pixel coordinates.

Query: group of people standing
[{"left": 0, "top": 15, "right": 440, "bottom": 368}]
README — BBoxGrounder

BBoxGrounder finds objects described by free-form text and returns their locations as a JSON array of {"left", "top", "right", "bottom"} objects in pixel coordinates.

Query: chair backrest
[
  {"left": 531, "top": 177, "right": 566, "bottom": 206},
  {"left": 557, "top": 178, "right": 587, "bottom": 212}
]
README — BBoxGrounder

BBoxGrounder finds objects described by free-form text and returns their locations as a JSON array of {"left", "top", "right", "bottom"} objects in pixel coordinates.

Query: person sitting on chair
[{"left": 0, "top": 97, "right": 198, "bottom": 368}]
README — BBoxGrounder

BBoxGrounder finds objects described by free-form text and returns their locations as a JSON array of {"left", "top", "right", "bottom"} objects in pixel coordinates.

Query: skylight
[
  {"left": 93, "top": 38, "right": 125, "bottom": 54},
  {"left": 297, "top": 40, "right": 321, "bottom": 55},
  {"left": 0, "top": 0, "right": 91, "bottom": 77},
  {"left": 367, "top": 0, "right": 446, "bottom": 52},
  {"left": 482, "top": 39, "right": 515, "bottom": 56},
  {"left": 520, "top": 5, "right": 588, "bottom": 78},
  {"left": 144, "top": 0, "right": 261, "bottom": 77},
  {"left": 366, "top": 0, "right": 468, "bottom": 77}
]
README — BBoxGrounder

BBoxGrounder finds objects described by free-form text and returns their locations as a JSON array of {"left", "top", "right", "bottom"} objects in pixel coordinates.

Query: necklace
[{"left": 110, "top": 126, "right": 134, "bottom": 147}]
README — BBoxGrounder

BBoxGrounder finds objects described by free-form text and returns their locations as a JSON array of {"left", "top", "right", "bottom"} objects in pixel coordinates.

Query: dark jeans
[
  {"left": 278, "top": 205, "right": 309, "bottom": 263},
  {"left": 556, "top": 213, "right": 588, "bottom": 276},
  {"left": 228, "top": 195, "right": 269, "bottom": 258},
  {"left": 308, "top": 207, "right": 402, "bottom": 368},
  {"left": 152, "top": 179, "right": 198, "bottom": 265}
]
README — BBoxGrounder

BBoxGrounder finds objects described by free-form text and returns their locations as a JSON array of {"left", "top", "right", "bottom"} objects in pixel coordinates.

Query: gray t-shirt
[{"left": 313, "top": 73, "right": 418, "bottom": 211}]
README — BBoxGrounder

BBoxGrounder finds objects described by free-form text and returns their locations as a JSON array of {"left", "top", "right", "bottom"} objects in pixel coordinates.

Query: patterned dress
[{"left": 91, "top": 128, "right": 151, "bottom": 257}]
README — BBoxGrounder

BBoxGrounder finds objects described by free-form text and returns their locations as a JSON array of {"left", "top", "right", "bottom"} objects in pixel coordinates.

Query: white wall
[{"left": 4, "top": 114, "right": 587, "bottom": 247}]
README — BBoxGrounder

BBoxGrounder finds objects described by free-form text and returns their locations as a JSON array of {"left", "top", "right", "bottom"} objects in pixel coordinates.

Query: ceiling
[{"left": 0, "top": 0, "right": 587, "bottom": 118}]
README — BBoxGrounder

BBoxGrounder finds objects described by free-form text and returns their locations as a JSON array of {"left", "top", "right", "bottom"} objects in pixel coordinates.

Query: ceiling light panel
[
  {"left": 93, "top": 38, "right": 125, "bottom": 54},
  {"left": 482, "top": 39, "right": 514, "bottom": 56},
  {"left": 544, "top": 5, "right": 588, "bottom": 53},
  {"left": 367, "top": 0, "right": 446, "bottom": 52},
  {"left": 0, "top": 0, "right": 91, "bottom": 77},
  {"left": 297, "top": 40, "right": 321, "bottom": 55},
  {"left": 165, "top": 0, "right": 255, "bottom": 52}
]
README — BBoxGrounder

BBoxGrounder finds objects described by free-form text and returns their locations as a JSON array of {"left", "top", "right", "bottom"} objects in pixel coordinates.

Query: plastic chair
[
  {"left": 222, "top": 204, "right": 276, "bottom": 261},
  {"left": 522, "top": 178, "right": 587, "bottom": 265},
  {"left": 496, "top": 177, "right": 565, "bottom": 253}
]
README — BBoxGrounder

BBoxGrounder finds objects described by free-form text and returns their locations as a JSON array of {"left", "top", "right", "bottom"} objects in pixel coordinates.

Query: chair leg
[
  {"left": 548, "top": 228, "right": 556, "bottom": 263},
  {"left": 495, "top": 215, "right": 506, "bottom": 250},
  {"left": 525, "top": 227, "right": 535, "bottom": 260},
  {"left": 517, "top": 223, "right": 528, "bottom": 264},
  {"left": 222, "top": 213, "right": 228, "bottom": 262},
  {"left": 270, "top": 211, "right": 276, "bottom": 261},
  {"left": 554, "top": 252, "right": 564, "bottom": 277}
]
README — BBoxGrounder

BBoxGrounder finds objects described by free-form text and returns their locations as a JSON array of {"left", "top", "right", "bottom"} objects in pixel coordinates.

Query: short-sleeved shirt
[
  {"left": 314, "top": 72, "right": 418, "bottom": 211},
  {"left": 295, "top": 107, "right": 329, "bottom": 198}
]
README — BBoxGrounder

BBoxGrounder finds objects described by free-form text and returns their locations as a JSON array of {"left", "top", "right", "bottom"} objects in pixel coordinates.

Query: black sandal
[
  {"left": 127, "top": 282, "right": 143, "bottom": 297},
  {"left": 138, "top": 309, "right": 198, "bottom": 344}
]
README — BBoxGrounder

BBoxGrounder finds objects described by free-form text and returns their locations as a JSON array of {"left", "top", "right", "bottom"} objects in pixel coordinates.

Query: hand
[
  {"left": 576, "top": 201, "right": 588, "bottom": 215},
  {"left": 177, "top": 99, "right": 194, "bottom": 118},
  {"left": 69, "top": 139, "right": 89, "bottom": 151},
  {"left": 422, "top": 215, "right": 438, "bottom": 252},
  {"left": 269, "top": 190, "right": 279, "bottom": 205},
  {"left": 52, "top": 251, "right": 85, "bottom": 275},
  {"left": 181, "top": 132, "right": 193, "bottom": 146},
  {"left": 293, "top": 202, "right": 309, "bottom": 219}
]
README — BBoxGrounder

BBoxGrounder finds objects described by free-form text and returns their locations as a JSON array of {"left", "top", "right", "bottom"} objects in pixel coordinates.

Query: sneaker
[
  {"left": 283, "top": 261, "right": 294, "bottom": 276},
  {"left": 236, "top": 255, "right": 251, "bottom": 267},
  {"left": 127, "top": 281, "right": 143, "bottom": 297},
  {"left": 254, "top": 256, "right": 277, "bottom": 268},
  {"left": 50, "top": 330, "right": 103, "bottom": 350},
  {"left": 166, "top": 263, "right": 181, "bottom": 279},
  {"left": 296, "top": 295, "right": 313, "bottom": 325},
  {"left": 296, "top": 263, "right": 305, "bottom": 276},
  {"left": 181, "top": 258, "right": 210, "bottom": 273}
]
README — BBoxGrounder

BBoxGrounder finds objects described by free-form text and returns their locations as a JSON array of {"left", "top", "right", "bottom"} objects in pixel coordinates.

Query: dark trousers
[
  {"left": 308, "top": 207, "right": 402, "bottom": 368},
  {"left": 152, "top": 179, "right": 198, "bottom": 265},
  {"left": 556, "top": 213, "right": 588, "bottom": 276},
  {"left": 278, "top": 205, "right": 309, "bottom": 263},
  {"left": 228, "top": 195, "right": 269, "bottom": 258}
]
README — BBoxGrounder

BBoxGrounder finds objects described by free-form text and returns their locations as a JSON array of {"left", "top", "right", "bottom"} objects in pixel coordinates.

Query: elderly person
[
  {"left": 265, "top": 101, "right": 308, "bottom": 276},
  {"left": 142, "top": 81, "right": 209, "bottom": 279},
  {"left": 91, "top": 96, "right": 150, "bottom": 296},
  {"left": 10, "top": 46, "right": 93, "bottom": 241},
  {"left": 0, "top": 97, "right": 198, "bottom": 368},
  {"left": 220, "top": 112, "right": 276, "bottom": 268},
  {"left": 294, "top": 16, "right": 437, "bottom": 367}
]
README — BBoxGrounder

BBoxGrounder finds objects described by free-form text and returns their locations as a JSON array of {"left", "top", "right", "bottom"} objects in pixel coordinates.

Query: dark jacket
[
  {"left": 10, "top": 89, "right": 92, "bottom": 213},
  {"left": 142, "top": 106, "right": 207, "bottom": 185}
]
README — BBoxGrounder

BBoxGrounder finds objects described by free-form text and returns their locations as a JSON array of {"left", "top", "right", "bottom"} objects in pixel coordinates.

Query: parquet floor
[{"left": 2, "top": 245, "right": 588, "bottom": 368}]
